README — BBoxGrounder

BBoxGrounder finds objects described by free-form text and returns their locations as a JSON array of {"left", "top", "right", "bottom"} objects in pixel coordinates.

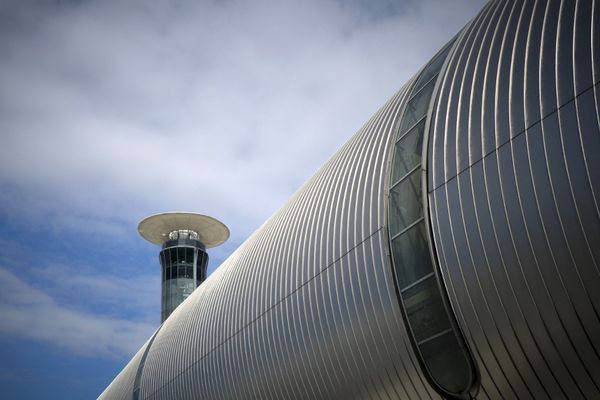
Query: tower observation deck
[{"left": 138, "top": 212, "right": 229, "bottom": 322}]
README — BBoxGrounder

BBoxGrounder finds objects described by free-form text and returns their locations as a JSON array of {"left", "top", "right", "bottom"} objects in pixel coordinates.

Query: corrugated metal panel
[
  {"left": 100, "top": 1, "right": 600, "bottom": 398},
  {"left": 428, "top": 1, "right": 600, "bottom": 399},
  {"left": 101, "top": 70, "right": 448, "bottom": 398},
  {"left": 98, "top": 339, "right": 151, "bottom": 400}
]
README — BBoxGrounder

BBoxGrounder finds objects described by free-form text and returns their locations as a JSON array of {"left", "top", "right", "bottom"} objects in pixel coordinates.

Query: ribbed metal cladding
[
  {"left": 98, "top": 340, "right": 151, "bottom": 400},
  {"left": 100, "top": 73, "right": 450, "bottom": 399},
  {"left": 428, "top": 1, "right": 600, "bottom": 399}
]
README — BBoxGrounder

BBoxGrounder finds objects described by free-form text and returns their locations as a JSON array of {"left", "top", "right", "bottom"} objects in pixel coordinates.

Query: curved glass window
[
  {"left": 158, "top": 242, "right": 209, "bottom": 322},
  {"left": 388, "top": 42, "right": 476, "bottom": 398}
]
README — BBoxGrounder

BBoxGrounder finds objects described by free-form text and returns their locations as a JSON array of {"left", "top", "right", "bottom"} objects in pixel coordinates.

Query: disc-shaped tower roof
[{"left": 138, "top": 212, "right": 229, "bottom": 248}]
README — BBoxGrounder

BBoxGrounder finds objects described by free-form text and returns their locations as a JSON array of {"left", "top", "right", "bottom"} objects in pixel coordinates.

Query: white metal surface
[{"left": 138, "top": 212, "right": 229, "bottom": 248}]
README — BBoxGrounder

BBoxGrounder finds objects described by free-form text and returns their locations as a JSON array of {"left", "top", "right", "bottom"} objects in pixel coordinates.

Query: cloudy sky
[{"left": 0, "top": 0, "right": 486, "bottom": 398}]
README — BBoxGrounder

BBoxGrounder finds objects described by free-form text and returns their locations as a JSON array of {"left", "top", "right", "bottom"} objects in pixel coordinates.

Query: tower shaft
[
  {"left": 158, "top": 234, "right": 208, "bottom": 322},
  {"left": 138, "top": 211, "right": 230, "bottom": 322}
]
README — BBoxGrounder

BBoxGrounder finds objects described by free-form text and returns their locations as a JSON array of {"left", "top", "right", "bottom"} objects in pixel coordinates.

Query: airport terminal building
[{"left": 100, "top": 0, "right": 600, "bottom": 398}]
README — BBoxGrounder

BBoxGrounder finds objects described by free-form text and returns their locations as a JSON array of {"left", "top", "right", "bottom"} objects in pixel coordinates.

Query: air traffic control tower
[{"left": 138, "top": 212, "right": 229, "bottom": 322}]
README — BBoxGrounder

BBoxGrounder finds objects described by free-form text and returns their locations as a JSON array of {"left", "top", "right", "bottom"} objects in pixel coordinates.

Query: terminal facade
[{"left": 100, "top": 0, "right": 600, "bottom": 398}]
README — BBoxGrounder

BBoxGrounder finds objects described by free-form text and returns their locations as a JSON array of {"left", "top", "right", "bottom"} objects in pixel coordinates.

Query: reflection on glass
[
  {"left": 413, "top": 44, "right": 453, "bottom": 93},
  {"left": 392, "top": 119, "right": 425, "bottom": 183},
  {"left": 398, "top": 78, "right": 436, "bottom": 133},
  {"left": 391, "top": 222, "right": 433, "bottom": 288},
  {"left": 420, "top": 331, "right": 472, "bottom": 393},
  {"left": 389, "top": 170, "right": 423, "bottom": 236},
  {"left": 403, "top": 276, "right": 451, "bottom": 342},
  {"left": 185, "top": 247, "right": 194, "bottom": 264}
]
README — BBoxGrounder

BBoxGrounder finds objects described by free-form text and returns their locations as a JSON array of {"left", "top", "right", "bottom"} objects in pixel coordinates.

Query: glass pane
[
  {"left": 185, "top": 247, "right": 194, "bottom": 264},
  {"left": 196, "top": 252, "right": 208, "bottom": 283},
  {"left": 169, "top": 248, "right": 177, "bottom": 265},
  {"left": 196, "top": 265, "right": 204, "bottom": 285},
  {"left": 180, "top": 280, "right": 194, "bottom": 298},
  {"left": 419, "top": 331, "right": 472, "bottom": 393},
  {"left": 389, "top": 169, "right": 423, "bottom": 236},
  {"left": 161, "top": 281, "right": 168, "bottom": 321},
  {"left": 413, "top": 43, "right": 452, "bottom": 93},
  {"left": 399, "top": 78, "right": 436, "bottom": 134},
  {"left": 392, "top": 119, "right": 425, "bottom": 183},
  {"left": 403, "top": 275, "right": 451, "bottom": 342},
  {"left": 159, "top": 250, "right": 167, "bottom": 269},
  {"left": 391, "top": 222, "right": 434, "bottom": 288},
  {"left": 386, "top": 36, "right": 473, "bottom": 395},
  {"left": 197, "top": 251, "right": 208, "bottom": 268}
]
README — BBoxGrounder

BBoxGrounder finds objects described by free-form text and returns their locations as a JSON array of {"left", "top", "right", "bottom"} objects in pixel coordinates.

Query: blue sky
[{"left": 0, "top": 0, "right": 485, "bottom": 398}]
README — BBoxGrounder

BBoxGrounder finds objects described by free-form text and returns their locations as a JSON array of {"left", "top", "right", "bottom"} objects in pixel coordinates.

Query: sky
[{"left": 0, "top": 0, "right": 486, "bottom": 398}]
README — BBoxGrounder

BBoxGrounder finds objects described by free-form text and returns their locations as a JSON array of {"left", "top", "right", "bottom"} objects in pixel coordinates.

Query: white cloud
[
  {"left": 0, "top": 0, "right": 486, "bottom": 245},
  {"left": 34, "top": 264, "right": 160, "bottom": 318},
  {"left": 0, "top": 0, "right": 490, "bottom": 368},
  {"left": 0, "top": 267, "right": 155, "bottom": 358}
]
